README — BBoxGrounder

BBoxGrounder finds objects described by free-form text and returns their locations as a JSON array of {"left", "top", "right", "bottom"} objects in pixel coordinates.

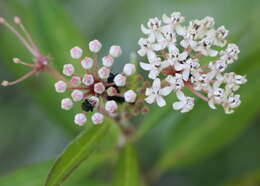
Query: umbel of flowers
[
  {"left": 55, "top": 40, "right": 148, "bottom": 126},
  {"left": 138, "top": 12, "right": 247, "bottom": 114}
]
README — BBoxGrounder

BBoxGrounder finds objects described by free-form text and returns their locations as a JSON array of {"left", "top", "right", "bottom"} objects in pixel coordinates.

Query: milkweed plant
[{"left": 0, "top": 11, "right": 247, "bottom": 186}]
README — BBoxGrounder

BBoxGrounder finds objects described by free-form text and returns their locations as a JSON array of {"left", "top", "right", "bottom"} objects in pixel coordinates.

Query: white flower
[
  {"left": 140, "top": 57, "right": 164, "bottom": 79},
  {"left": 212, "top": 26, "right": 229, "bottom": 47},
  {"left": 71, "top": 90, "right": 84, "bottom": 102},
  {"left": 114, "top": 74, "right": 126, "bottom": 86},
  {"left": 109, "top": 45, "right": 122, "bottom": 58},
  {"left": 141, "top": 17, "right": 164, "bottom": 42},
  {"left": 220, "top": 44, "right": 240, "bottom": 64},
  {"left": 166, "top": 73, "right": 184, "bottom": 91},
  {"left": 81, "top": 57, "right": 93, "bottom": 69},
  {"left": 70, "top": 76, "right": 81, "bottom": 87},
  {"left": 70, "top": 46, "right": 83, "bottom": 59},
  {"left": 55, "top": 81, "right": 67, "bottom": 93},
  {"left": 161, "top": 31, "right": 178, "bottom": 53},
  {"left": 209, "top": 60, "right": 227, "bottom": 72},
  {"left": 98, "top": 67, "right": 110, "bottom": 79},
  {"left": 194, "top": 39, "right": 218, "bottom": 57},
  {"left": 137, "top": 38, "right": 165, "bottom": 62},
  {"left": 82, "top": 74, "right": 94, "bottom": 86},
  {"left": 124, "top": 90, "right": 137, "bottom": 103},
  {"left": 63, "top": 64, "right": 75, "bottom": 76},
  {"left": 74, "top": 113, "right": 87, "bottom": 126},
  {"left": 123, "top": 63, "right": 136, "bottom": 76},
  {"left": 92, "top": 112, "right": 104, "bottom": 124},
  {"left": 223, "top": 72, "right": 247, "bottom": 91},
  {"left": 89, "top": 40, "right": 102, "bottom": 53},
  {"left": 105, "top": 100, "right": 118, "bottom": 113},
  {"left": 145, "top": 78, "right": 172, "bottom": 107},
  {"left": 173, "top": 91, "right": 194, "bottom": 113},
  {"left": 162, "top": 12, "right": 186, "bottom": 36},
  {"left": 102, "top": 55, "right": 114, "bottom": 67},
  {"left": 94, "top": 82, "right": 105, "bottom": 94},
  {"left": 223, "top": 94, "right": 241, "bottom": 114},
  {"left": 61, "top": 98, "right": 73, "bottom": 110}
]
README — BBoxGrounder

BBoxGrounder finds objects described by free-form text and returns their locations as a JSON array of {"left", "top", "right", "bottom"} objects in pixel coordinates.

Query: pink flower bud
[
  {"left": 124, "top": 90, "right": 137, "bottom": 103},
  {"left": 82, "top": 74, "right": 94, "bottom": 86},
  {"left": 70, "top": 46, "right": 83, "bottom": 59},
  {"left": 74, "top": 113, "right": 87, "bottom": 126},
  {"left": 98, "top": 67, "right": 110, "bottom": 79},
  {"left": 102, "top": 55, "right": 114, "bottom": 67},
  {"left": 89, "top": 40, "right": 102, "bottom": 53},
  {"left": 71, "top": 90, "right": 84, "bottom": 102},
  {"left": 123, "top": 63, "right": 136, "bottom": 76},
  {"left": 63, "top": 64, "right": 75, "bottom": 76},
  {"left": 55, "top": 81, "right": 67, "bottom": 93},
  {"left": 114, "top": 74, "right": 126, "bottom": 86},
  {"left": 91, "top": 112, "right": 104, "bottom": 124},
  {"left": 14, "top": 16, "right": 21, "bottom": 24},
  {"left": 0, "top": 17, "right": 5, "bottom": 24},
  {"left": 81, "top": 57, "right": 93, "bottom": 69},
  {"left": 61, "top": 98, "right": 73, "bottom": 110},
  {"left": 89, "top": 96, "right": 99, "bottom": 107},
  {"left": 105, "top": 100, "right": 118, "bottom": 113},
  {"left": 14, "top": 16, "right": 21, "bottom": 25},
  {"left": 106, "top": 87, "right": 118, "bottom": 96},
  {"left": 94, "top": 82, "right": 105, "bottom": 94},
  {"left": 109, "top": 45, "right": 122, "bottom": 58},
  {"left": 70, "top": 76, "right": 81, "bottom": 87}
]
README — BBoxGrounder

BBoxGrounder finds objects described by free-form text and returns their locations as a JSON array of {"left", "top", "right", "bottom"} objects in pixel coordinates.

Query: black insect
[
  {"left": 107, "top": 73, "right": 116, "bottom": 83},
  {"left": 107, "top": 96, "right": 125, "bottom": 103},
  {"left": 81, "top": 99, "right": 96, "bottom": 112}
]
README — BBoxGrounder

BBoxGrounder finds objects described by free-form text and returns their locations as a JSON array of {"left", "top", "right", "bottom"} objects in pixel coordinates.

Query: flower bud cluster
[
  {"left": 55, "top": 40, "right": 144, "bottom": 126},
  {"left": 138, "top": 12, "right": 247, "bottom": 113}
]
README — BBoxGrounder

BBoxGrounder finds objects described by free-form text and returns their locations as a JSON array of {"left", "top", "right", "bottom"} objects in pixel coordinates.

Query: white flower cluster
[
  {"left": 55, "top": 40, "right": 137, "bottom": 126},
  {"left": 138, "top": 12, "right": 247, "bottom": 114}
]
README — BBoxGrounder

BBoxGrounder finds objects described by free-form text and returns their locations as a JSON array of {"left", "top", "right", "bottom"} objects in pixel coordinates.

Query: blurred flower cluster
[{"left": 138, "top": 12, "right": 247, "bottom": 113}]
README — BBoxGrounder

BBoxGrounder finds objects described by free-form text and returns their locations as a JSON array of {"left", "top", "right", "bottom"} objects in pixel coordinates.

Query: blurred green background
[{"left": 0, "top": 0, "right": 260, "bottom": 186}]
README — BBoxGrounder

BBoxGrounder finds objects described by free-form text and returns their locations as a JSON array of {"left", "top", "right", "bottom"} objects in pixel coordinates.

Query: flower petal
[
  {"left": 159, "top": 86, "right": 173, "bottom": 96},
  {"left": 148, "top": 70, "right": 159, "bottom": 79},
  {"left": 137, "top": 49, "right": 146, "bottom": 56},
  {"left": 152, "top": 78, "right": 161, "bottom": 90},
  {"left": 140, "top": 62, "right": 152, "bottom": 71},
  {"left": 182, "top": 68, "right": 190, "bottom": 81},
  {"left": 141, "top": 24, "right": 151, "bottom": 35},
  {"left": 162, "top": 14, "right": 171, "bottom": 24},
  {"left": 147, "top": 50, "right": 157, "bottom": 62},
  {"left": 156, "top": 96, "right": 166, "bottom": 107},
  {"left": 173, "top": 101, "right": 185, "bottom": 110},
  {"left": 145, "top": 94, "right": 156, "bottom": 104},
  {"left": 179, "top": 51, "right": 188, "bottom": 60},
  {"left": 175, "top": 25, "right": 186, "bottom": 36},
  {"left": 176, "top": 90, "right": 186, "bottom": 100}
]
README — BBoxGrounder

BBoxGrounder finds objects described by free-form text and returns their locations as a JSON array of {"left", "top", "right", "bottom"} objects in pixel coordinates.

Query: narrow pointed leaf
[{"left": 45, "top": 123, "right": 110, "bottom": 186}]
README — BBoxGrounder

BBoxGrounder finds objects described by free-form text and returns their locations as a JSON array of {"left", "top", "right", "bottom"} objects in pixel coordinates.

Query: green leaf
[
  {"left": 0, "top": 153, "right": 110, "bottom": 186},
  {"left": 221, "top": 170, "right": 260, "bottom": 186},
  {"left": 113, "top": 145, "right": 140, "bottom": 186},
  {"left": 45, "top": 123, "right": 110, "bottom": 186},
  {"left": 0, "top": 161, "right": 53, "bottom": 186},
  {"left": 155, "top": 58, "right": 260, "bottom": 172}
]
